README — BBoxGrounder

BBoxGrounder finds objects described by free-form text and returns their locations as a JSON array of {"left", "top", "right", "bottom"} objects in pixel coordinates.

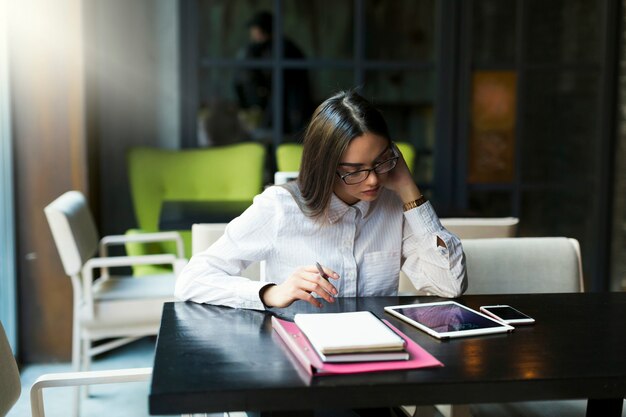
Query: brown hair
[{"left": 296, "top": 90, "right": 391, "bottom": 220}]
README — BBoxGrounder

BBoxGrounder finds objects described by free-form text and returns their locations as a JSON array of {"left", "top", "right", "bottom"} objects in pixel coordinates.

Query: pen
[
  {"left": 315, "top": 262, "right": 329, "bottom": 281},
  {"left": 316, "top": 261, "right": 338, "bottom": 297}
]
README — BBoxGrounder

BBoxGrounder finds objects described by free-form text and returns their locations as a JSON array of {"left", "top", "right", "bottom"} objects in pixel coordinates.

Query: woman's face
[{"left": 333, "top": 132, "right": 392, "bottom": 205}]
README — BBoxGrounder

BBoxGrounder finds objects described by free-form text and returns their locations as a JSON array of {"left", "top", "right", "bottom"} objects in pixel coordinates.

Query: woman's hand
[
  {"left": 260, "top": 265, "right": 340, "bottom": 308},
  {"left": 384, "top": 143, "right": 422, "bottom": 203}
]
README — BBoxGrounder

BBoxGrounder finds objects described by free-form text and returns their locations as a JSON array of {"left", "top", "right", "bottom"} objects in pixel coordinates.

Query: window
[
  {"left": 181, "top": 0, "right": 444, "bottom": 192},
  {"left": 181, "top": 0, "right": 619, "bottom": 290},
  {"left": 0, "top": 4, "right": 17, "bottom": 351}
]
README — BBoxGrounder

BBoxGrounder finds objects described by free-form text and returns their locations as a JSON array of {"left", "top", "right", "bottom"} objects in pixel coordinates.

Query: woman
[{"left": 175, "top": 91, "right": 467, "bottom": 310}]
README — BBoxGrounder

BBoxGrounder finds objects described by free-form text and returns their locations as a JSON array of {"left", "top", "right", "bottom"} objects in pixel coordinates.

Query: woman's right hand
[{"left": 260, "top": 265, "right": 340, "bottom": 308}]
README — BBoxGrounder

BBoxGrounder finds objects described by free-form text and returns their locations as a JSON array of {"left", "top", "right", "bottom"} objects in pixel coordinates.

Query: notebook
[
  {"left": 316, "top": 349, "right": 409, "bottom": 363},
  {"left": 271, "top": 316, "right": 443, "bottom": 375},
  {"left": 293, "top": 311, "right": 406, "bottom": 355}
]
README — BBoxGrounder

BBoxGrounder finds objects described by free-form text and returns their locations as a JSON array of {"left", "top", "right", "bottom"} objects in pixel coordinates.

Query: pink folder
[{"left": 271, "top": 316, "right": 443, "bottom": 376}]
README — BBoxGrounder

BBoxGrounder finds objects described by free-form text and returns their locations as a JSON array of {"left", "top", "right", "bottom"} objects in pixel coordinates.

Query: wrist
[
  {"left": 403, "top": 195, "right": 428, "bottom": 211},
  {"left": 397, "top": 183, "right": 422, "bottom": 204},
  {"left": 259, "top": 284, "right": 277, "bottom": 307}
]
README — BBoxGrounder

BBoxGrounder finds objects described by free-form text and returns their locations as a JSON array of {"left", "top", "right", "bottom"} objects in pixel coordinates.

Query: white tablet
[{"left": 384, "top": 301, "right": 514, "bottom": 339}]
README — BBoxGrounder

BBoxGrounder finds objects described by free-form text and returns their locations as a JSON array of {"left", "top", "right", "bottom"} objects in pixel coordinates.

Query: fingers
[
  {"left": 283, "top": 266, "right": 341, "bottom": 307},
  {"left": 321, "top": 266, "right": 340, "bottom": 281},
  {"left": 300, "top": 275, "right": 335, "bottom": 303},
  {"left": 295, "top": 289, "right": 323, "bottom": 309},
  {"left": 302, "top": 266, "right": 339, "bottom": 296}
]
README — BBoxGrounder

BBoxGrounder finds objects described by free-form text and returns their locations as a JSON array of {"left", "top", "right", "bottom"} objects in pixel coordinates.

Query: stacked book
[
  {"left": 293, "top": 311, "right": 409, "bottom": 363},
  {"left": 272, "top": 311, "right": 443, "bottom": 375}
]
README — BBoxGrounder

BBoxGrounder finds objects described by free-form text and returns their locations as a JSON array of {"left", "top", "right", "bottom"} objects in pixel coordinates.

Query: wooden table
[{"left": 149, "top": 293, "right": 626, "bottom": 416}]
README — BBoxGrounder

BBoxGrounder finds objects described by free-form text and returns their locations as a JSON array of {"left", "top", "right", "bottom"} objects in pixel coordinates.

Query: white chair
[
  {"left": 190, "top": 223, "right": 262, "bottom": 417},
  {"left": 273, "top": 171, "right": 299, "bottom": 185},
  {"left": 0, "top": 320, "right": 151, "bottom": 417},
  {"left": 463, "top": 237, "right": 583, "bottom": 294},
  {"left": 441, "top": 217, "right": 519, "bottom": 239},
  {"left": 412, "top": 237, "right": 583, "bottom": 417},
  {"left": 44, "top": 191, "right": 186, "bottom": 416},
  {"left": 0, "top": 321, "right": 20, "bottom": 417},
  {"left": 191, "top": 223, "right": 263, "bottom": 280},
  {"left": 399, "top": 217, "right": 519, "bottom": 296}
]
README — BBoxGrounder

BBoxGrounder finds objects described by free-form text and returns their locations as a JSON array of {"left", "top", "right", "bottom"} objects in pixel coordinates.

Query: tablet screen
[{"left": 385, "top": 301, "right": 514, "bottom": 339}]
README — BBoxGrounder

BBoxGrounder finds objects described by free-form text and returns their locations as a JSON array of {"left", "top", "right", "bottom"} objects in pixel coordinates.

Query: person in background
[
  {"left": 234, "top": 10, "right": 313, "bottom": 136},
  {"left": 176, "top": 90, "right": 467, "bottom": 311}
]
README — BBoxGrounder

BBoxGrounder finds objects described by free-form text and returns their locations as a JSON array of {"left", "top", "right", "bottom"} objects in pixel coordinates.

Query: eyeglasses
[{"left": 336, "top": 155, "right": 400, "bottom": 185}]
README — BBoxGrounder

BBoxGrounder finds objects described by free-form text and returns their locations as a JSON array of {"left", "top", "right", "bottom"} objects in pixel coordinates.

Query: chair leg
[
  {"left": 82, "top": 339, "right": 92, "bottom": 398},
  {"left": 71, "top": 318, "right": 81, "bottom": 417}
]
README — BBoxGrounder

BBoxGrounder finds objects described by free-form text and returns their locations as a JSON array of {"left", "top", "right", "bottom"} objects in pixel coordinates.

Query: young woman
[{"left": 175, "top": 91, "right": 467, "bottom": 310}]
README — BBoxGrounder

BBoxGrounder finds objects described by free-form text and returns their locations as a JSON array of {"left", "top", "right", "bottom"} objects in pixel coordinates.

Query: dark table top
[
  {"left": 149, "top": 293, "right": 626, "bottom": 415},
  {"left": 158, "top": 200, "right": 252, "bottom": 230}
]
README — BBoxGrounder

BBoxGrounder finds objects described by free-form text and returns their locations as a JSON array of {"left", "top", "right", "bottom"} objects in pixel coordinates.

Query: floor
[
  {"left": 8, "top": 337, "right": 186, "bottom": 417},
  {"left": 8, "top": 337, "right": 625, "bottom": 417}
]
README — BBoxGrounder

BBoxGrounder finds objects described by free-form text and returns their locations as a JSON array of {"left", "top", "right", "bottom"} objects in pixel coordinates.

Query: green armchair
[
  {"left": 126, "top": 143, "right": 266, "bottom": 275},
  {"left": 275, "top": 141, "right": 416, "bottom": 173}
]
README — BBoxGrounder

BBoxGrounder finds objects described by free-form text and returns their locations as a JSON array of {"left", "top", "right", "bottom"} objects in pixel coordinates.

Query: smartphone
[{"left": 479, "top": 305, "right": 535, "bottom": 325}]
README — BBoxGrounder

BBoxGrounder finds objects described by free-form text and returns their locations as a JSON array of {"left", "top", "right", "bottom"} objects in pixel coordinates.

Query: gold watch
[{"left": 403, "top": 195, "right": 428, "bottom": 211}]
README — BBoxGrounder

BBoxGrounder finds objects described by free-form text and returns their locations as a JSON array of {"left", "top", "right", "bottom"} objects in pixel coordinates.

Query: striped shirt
[{"left": 175, "top": 185, "right": 467, "bottom": 310}]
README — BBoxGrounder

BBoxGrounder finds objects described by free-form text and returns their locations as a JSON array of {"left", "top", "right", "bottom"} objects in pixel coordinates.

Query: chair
[
  {"left": 440, "top": 217, "right": 519, "bottom": 239},
  {"left": 412, "top": 237, "right": 583, "bottom": 417},
  {"left": 395, "top": 142, "right": 416, "bottom": 172},
  {"left": 398, "top": 217, "right": 519, "bottom": 296},
  {"left": 275, "top": 141, "right": 416, "bottom": 173},
  {"left": 274, "top": 171, "right": 299, "bottom": 185},
  {"left": 0, "top": 321, "right": 20, "bottom": 416},
  {"left": 191, "top": 223, "right": 263, "bottom": 280},
  {"left": 0, "top": 320, "right": 151, "bottom": 417},
  {"left": 126, "top": 143, "right": 266, "bottom": 276},
  {"left": 275, "top": 143, "right": 303, "bottom": 172},
  {"left": 463, "top": 237, "right": 583, "bottom": 294},
  {"left": 44, "top": 191, "right": 185, "bottom": 416}
]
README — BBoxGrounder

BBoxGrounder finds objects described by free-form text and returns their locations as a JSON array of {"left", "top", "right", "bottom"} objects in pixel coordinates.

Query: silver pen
[
  {"left": 316, "top": 262, "right": 339, "bottom": 296},
  {"left": 315, "top": 261, "right": 329, "bottom": 281}
]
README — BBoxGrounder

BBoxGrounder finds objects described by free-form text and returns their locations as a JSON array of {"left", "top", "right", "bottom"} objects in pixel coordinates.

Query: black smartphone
[{"left": 479, "top": 305, "right": 535, "bottom": 325}]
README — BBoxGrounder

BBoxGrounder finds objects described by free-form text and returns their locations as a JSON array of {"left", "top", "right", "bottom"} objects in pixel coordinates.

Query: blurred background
[{"left": 0, "top": 0, "right": 625, "bottom": 365}]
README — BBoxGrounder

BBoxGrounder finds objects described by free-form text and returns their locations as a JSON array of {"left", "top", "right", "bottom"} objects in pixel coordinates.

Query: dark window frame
[{"left": 179, "top": 0, "right": 620, "bottom": 290}]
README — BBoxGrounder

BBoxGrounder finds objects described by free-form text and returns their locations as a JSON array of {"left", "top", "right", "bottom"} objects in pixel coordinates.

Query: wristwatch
[{"left": 403, "top": 195, "right": 428, "bottom": 212}]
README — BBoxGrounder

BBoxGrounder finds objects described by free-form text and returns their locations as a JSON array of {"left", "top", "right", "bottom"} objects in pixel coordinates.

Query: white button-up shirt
[{"left": 175, "top": 185, "right": 467, "bottom": 310}]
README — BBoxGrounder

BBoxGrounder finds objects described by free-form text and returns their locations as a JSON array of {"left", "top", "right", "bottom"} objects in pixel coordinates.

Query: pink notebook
[{"left": 271, "top": 316, "right": 443, "bottom": 376}]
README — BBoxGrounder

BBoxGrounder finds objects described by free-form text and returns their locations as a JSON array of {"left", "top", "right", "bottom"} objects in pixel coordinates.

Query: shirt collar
[{"left": 327, "top": 194, "right": 374, "bottom": 223}]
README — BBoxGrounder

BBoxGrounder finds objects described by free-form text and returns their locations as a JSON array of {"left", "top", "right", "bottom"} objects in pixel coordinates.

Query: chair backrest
[
  {"left": 0, "top": 321, "right": 20, "bottom": 416},
  {"left": 274, "top": 171, "right": 299, "bottom": 185},
  {"left": 276, "top": 143, "right": 303, "bottom": 172},
  {"left": 463, "top": 237, "right": 584, "bottom": 294},
  {"left": 275, "top": 141, "right": 415, "bottom": 173},
  {"left": 44, "top": 191, "right": 99, "bottom": 277},
  {"left": 394, "top": 142, "right": 415, "bottom": 173},
  {"left": 191, "top": 223, "right": 262, "bottom": 280},
  {"left": 440, "top": 217, "right": 519, "bottom": 239},
  {"left": 128, "top": 143, "right": 266, "bottom": 232},
  {"left": 399, "top": 217, "right": 519, "bottom": 295}
]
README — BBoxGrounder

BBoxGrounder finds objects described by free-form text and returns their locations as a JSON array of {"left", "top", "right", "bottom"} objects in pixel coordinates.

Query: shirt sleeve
[
  {"left": 174, "top": 189, "right": 279, "bottom": 310},
  {"left": 400, "top": 202, "right": 468, "bottom": 297}
]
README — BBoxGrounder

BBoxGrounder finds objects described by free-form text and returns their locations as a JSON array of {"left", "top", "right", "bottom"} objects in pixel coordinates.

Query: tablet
[{"left": 384, "top": 301, "right": 514, "bottom": 339}]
